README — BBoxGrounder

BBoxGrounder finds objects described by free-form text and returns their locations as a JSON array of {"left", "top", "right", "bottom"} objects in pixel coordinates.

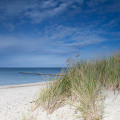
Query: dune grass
[
  {"left": 35, "top": 52, "right": 120, "bottom": 120},
  {"left": 35, "top": 76, "right": 70, "bottom": 114}
]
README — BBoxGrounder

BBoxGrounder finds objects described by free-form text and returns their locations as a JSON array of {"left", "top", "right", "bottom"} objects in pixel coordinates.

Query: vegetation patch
[{"left": 35, "top": 52, "right": 120, "bottom": 120}]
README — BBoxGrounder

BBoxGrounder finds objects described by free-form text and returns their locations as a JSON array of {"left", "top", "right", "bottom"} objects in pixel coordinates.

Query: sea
[{"left": 0, "top": 68, "right": 65, "bottom": 86}]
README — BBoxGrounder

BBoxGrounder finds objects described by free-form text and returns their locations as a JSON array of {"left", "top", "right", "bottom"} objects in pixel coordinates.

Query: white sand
[
  {"left": 103, "top": 90, "right": 120, "bottom": 120},
  {"left": 30, "top": 104, "right": 81, "bottom": 120},
  {"left": 0, "top": 82, "right": 120, "bottom": 120},
  {"left": 0, "top": 82, "right": 44, "bottom": 120}
]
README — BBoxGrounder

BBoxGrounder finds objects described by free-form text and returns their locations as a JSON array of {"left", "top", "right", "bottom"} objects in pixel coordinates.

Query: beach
[
  {"left": 0, "top": 82, "right": 79, "bottom": 120},
  {"left": 0, "top": 0, "right": 119, "bottom": 119},
  {"left": 0, "top": 82, "right": 45, "bottom": 120},
  {"left": 0, "top": 82, "right": 120, "bottom": 120}
]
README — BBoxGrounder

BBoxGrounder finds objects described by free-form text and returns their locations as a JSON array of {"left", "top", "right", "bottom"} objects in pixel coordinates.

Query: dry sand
[
  {"left": 0, "top": 82, "right": 44, "bottom": 120},
  {"left": 103, "top": 90, "right": 120, "bottom": 120},
  {"left": 0, "top": 82, "right": 120, "bottom": 120}
]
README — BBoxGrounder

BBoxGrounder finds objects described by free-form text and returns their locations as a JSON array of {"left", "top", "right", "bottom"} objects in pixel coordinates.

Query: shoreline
[{"left": 0, "top": 81, "right": 49, "bottom": 89}]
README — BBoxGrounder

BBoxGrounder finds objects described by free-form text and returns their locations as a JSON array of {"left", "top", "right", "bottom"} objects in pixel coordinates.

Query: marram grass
[{"left": 35, "top": 52, "right": 120, "bottom": 120}]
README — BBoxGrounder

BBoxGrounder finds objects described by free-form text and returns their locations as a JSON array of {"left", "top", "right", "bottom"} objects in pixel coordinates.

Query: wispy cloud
[
  {"left": 0, "top": 0, "right": 119, "bottom": 22},
  {"left": 0, "top": 0, "right": 120, "bottom": 67},
  {"left": 0, "top": 0, "right": 119, "bottom": 31},
  {"left": 0, "top": 0, "right": 83, "bottom": 23},
  {"left": 0, "top": 25, "right": 112, "bottom": 57},
  {"left": 25, "top": 3, "right": 68, "bottom": 23}
]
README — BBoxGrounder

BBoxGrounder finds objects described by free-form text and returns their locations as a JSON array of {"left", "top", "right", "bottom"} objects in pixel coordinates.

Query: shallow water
[{"left": 0, "top": 68, "right": 64, "bottom": 86}]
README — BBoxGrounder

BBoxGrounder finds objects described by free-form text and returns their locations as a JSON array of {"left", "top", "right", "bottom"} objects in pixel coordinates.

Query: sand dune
[{"left": 0, "top": 83, "right": 120, "bottom": 120}]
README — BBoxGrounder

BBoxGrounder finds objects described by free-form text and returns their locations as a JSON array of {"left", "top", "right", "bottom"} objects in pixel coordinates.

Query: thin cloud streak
[
  {"left": 0, "top": 0, "right": 84, "bottom": 23},
  {"left": 0, "top": 25, "right": 116, "bottom": 56}
]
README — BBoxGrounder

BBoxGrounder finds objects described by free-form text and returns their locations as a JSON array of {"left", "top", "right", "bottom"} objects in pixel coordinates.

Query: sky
[{"left": 0, "top": 0, "right": 120, "bottom": 67}]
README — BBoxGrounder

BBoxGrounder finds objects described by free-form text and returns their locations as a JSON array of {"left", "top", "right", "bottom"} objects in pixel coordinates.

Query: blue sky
[{"left": 0, "top": 0, "right": 120, "bottom": 67}]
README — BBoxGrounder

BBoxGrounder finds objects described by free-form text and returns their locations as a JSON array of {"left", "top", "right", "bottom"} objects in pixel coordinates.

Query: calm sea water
[{"left": 0, "top": 68, "right": 64, "bottom": 86}]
